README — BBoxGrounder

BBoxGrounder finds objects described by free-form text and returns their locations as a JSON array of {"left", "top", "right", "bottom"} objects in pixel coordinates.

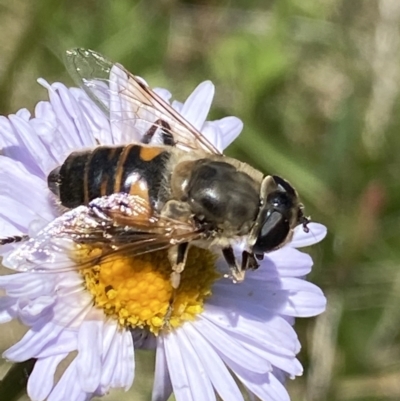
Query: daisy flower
[{"left": 0, "top": 58, "right": 326, "bottom": 401}]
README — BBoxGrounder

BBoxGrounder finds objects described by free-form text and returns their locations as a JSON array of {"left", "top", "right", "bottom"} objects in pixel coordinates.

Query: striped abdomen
[{"left": 48, "top": 145, "right": 171, "bottom": 209}]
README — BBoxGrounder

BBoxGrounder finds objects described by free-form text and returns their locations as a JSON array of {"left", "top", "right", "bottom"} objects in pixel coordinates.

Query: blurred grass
[{"left": 1, "top": 0, "right": 400, "bottom": 400}]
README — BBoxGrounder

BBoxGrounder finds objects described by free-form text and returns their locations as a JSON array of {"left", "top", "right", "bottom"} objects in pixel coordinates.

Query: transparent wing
[
  {"left": 64, "top": 48, "right": 221, "bottom": 154},
  {"left": 5, "top": 194, "right": 202, "bottom": 273}
]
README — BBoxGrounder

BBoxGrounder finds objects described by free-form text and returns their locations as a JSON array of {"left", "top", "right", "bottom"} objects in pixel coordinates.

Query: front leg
[
  {"left": 222, "top": 246, "right": 245, "bottom": 282},
  {"left": 168, "top": 242, "right": 189, "bottom": 289},
  {"left": 241, "top": 250, "right": 259, "bottom": 271},
  {"left": 161, "top": 199, "right": 193, "bottom": 289}
]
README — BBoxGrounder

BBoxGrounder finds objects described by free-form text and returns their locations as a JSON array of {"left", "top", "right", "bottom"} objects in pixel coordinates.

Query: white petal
[
  {"left": 233, "top": 369, "right": 290, "bottom": 401},
  {"left": 47, "top": 359, "right": 90, "bottom": 401},
  {"left": 100, "top": 324, "right": 134, "bottom": 391},
  {"left": 162, "top": 334, "right": 194, "bottom": 400},
  {"left": 201, "top": 307, "right": 301, "bottom": 376},
  {"left": 183, "top": 324, "right": 244, "bottom": 401},
  {"left": 211, "top": 116, "right": 243, "bottom": 149},
  {"left": 98, "top": 322, "right": 119, "bottom": 392},
  {"left": 8, "top": 114, "right": 54, "bottom": 176},
  {"left": 278, "top": 278, "right": 327, "bottom": 317},
  {"left": 0, "top": 296, "right": 16, "bottom": 323},
  {"left": 27, "top": 354, "right": 68, "bottom": 401},
  {"left": 34, "top": 330, "right": 78, "bottom": 358},
  {"left": 172, "top": 330, "right": 215, "bottom": 401},
  {"left": 194, "top": 316, "right": 271, "bottom": 374},
  {"left": 200, "top": 122, "right": 223, "bottom": 151},
  {"left": 118, "top": 328, "right": 135, "bottom": 390},
  {"left": 180, "top": 81, "right": 214, "bottom": 131},
  {"left": 3, "top": 322, "right": 63, "bottom": 361},
  {"left": 171, "top": 100, "right": 183, "bottom": 113},
  {"left": 154, "top": 88, "right": 172, "bottom": 102},
  {"left": 16, "top": 108, "right": 31, "bottom": 120},
  {"left": 37, "top": 79, "right": 95, "bottom": 150},
  {"left": 203, "top": 304, "right": 299, "bottom": 354},
  {"left": 0, "top": 157, "right": 56, "bottom": 224},
  {"left": 0, "top": 272, "right": 56, "bottom": 298},
  {"left": 69, "top": 89, "right": 113, "bottom": 146},
  {"left": 50, "top": 83, "right": 96, "bottom": 147},
  {"left": 164, "top": 331, "right": 215, "bottom": 401},
  {"left": 18, "top": 295, "right": 55, "bottom": 326},
  {"left": 290, "top": 223, "right": 327, "bottom": 248},
  {"left": 260, "top": 248, "right": 314, "bottom": 278},
  {"left": 152, "top": 339, "right": 173, "bottom": 401},
  {"left": 76, "top": 316, "right": 103, "bottom": 392}
]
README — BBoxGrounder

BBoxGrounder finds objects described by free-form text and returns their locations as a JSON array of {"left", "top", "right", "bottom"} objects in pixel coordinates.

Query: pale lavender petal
[
  {"left": 76, "top": 315, "right": 103, "bottom": 392},
  {"left": 48, "top": 359, "right": 91, "bottom": 401},
  {"left": 172, "top": 330, "right": 215, "bottom": 401},
  {"left": 34, "top": 330, "right": 78, "bottom": 358},
  {"left": 290, "top": 223, "right": 327, "bottom": 248},
  {"left": 69, "top": 89, "right": 113, "bottom": 146},
  {"left": 154, "top": 88, "right": 172, "bottom": 102},
  {"left": 16, "top": 108, "right": 31, "bottom": 120},
  {"left": 31, "top": 101, "right": 69, "bottom": 165},
  {"left": 0, "top": 272, "right": 56, "bottom": 298},
  {"left": 180, "top": 81, "right": 214, "bottom": 131},
  {"left": 200, "top": 309, "right": 301, "bottom": 377},
  {"left": 117, "top": 328, "right": 135, "bottom": 390},
  {"left": 152, "top": 338, "right": 173, "bottom": 401},
  {"left": 162, "top": 334, "right": 193, "bottom": 400},
  {"left": 202, "top": 304, "right": 300, "bottom": 355},
  {"left": 50, "top": 82, "right": 96, "bottom": 147},
  {"left": 18, "top": 295, "right": 55, "bottom": 326},
  {"left": 260, "top": 247, "right": 314, "bottom": 278},
  {"left": 0, "top": 296, "right": 17, "bottom": 323},
  {"left": 27, "top": 353, "right": 68, "bottom": 401},
  {"left": 171, "top": 100, "right": 183, "bottom": 113},
  {"left": 163, "top": 332, "right": 215, "bottom": 401},
  {"left": 0, "top": 156, "right": 55, "bottom": 222},
  {"left": 200, "top": 123, "right": 223, "bottom": 151},
  {"left": 183, "top": 324, "right": 244, "bottom": 401},
  {"left": 3, "top": 322, "right": 63, "bottom": 361},
  {"left": 194, "top": 316, "right": 271, "bottom": 374},
  {"left": 0, "top": 115, "right": 17, "bottom": 148},
  {"left": 98, "top": 322, "right": 119, "bottom": 392},
  {"left": 209, "top": 116, "right": 243, "bottom": 149},
  {"left": 37, "top": 79, "right": 95, "bottom": 150},
  {"left": 8, "top": 114, "right": 54, "bottom": 176},
  {"left": 233, "top": 368, "right": 290, "bottom": 401},
  {"left": 99, "top": 324, "right": 134, "bottom": 391},
  {"left": 278, "top": 278, "right": 326, "bottom": 317}
]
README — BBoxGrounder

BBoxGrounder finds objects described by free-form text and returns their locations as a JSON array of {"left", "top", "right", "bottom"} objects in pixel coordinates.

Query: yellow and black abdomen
[{"left": 48, "top": 145, "right": 171, "bottom": 209}]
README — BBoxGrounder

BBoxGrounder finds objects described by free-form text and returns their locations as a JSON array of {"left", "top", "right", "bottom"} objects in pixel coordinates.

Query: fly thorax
[{"left": 174, "top": 159, "right": 260, "bottom": 235}]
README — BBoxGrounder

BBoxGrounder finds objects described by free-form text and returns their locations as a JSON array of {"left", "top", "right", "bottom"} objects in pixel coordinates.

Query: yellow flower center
[{"left": 81, "top": 247, "right": 219, "bottom": 335}]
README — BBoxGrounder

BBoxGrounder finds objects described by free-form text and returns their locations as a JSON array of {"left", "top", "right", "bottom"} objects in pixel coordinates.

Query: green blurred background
[{"left": 1, "top": 0, "right": 400, "bottom": 400}]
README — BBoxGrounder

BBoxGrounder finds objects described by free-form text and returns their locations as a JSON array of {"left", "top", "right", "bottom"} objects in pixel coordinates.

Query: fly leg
[
  {"left": 222, "top": 246, "right": 246, "bottom": 282},
  {"left": 163, "top": 242, "right": 190, "bottom": 329},
  {"left": 241, "top": 250, "right": 259, "bottom": 271},
  {"left": 168, "top": 242, "right": 189, "bottom": 289},
  {"left": 160, "top": 199, "right": 193, "bottom": 288},
  {"left": 142, "top": 119, "right": 175, "bottom": 146},
  {"left": 160, "top": 199, "right": 193, "bottom": 329}
]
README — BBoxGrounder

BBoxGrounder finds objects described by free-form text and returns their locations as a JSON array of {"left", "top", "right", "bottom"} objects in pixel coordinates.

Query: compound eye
[
  {"left": 252, "top": 210, "right": 290, "bottom": 254},
  {"left": 267, "top": 191, "right": 293, "bottom": 209}
]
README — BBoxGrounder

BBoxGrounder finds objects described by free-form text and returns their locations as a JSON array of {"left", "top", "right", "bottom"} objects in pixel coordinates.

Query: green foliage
[{"left": 1, "top": 0, "right": 400, "bottom": 400}]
